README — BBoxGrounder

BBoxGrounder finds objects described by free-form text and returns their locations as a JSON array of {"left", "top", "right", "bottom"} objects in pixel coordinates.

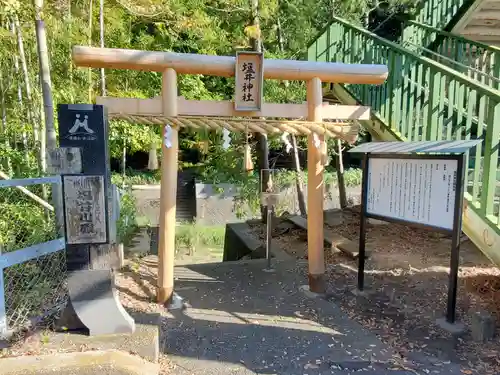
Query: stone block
[
  {"left": 0, "top": 350, "right": 159, "bottom": 375},
  {"left": 435, "top": 317, "right": 466, "bottom": 336},
  {"left": 223, "top": 222, "right": 270, "bottom": 261},
  {"left": 368, "top": 218, "right": 389, "bottom": 225},
  {"left": 51, "top": 313, "right": 159, "bottom": 363},
  {"left": 471, "top": 310, "right": 496, "bottom": 342}
]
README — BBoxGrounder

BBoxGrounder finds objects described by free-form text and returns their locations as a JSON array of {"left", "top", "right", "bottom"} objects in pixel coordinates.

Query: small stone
[
  {"left": 368, "top": 218, "right": 389, "bottom": 225},
  {"left": 324, "top": 210, "right": 345, "bottom": 226},
  {"left": 471, "top": 310, "right": 496, "bottom": 342}
]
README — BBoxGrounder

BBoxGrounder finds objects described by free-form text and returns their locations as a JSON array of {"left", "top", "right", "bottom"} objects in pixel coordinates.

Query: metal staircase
[
  {"left": 307, "top": 12, "right": 500, "bottom": 265},
  {"left": 404, "top": 21, "right": 500, "bottom": 87}
]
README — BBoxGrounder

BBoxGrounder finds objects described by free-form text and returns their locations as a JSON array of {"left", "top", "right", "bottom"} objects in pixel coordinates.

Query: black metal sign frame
[{"left": 358, "top": 152, "right": 466, "bottom": 324}]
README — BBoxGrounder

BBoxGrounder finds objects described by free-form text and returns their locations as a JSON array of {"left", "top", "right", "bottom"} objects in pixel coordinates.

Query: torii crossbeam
[{"left": 72, "top": 45, "right": 388, "bottom": 304}]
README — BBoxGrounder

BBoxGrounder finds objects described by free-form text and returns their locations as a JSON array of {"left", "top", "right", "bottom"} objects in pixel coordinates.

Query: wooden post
[
  {"left": 307, "top": 77, "right": 326, "bottom": 293},
  {"left": 157, "top": 68, "right": 178, "bottom": 304},
  {"left": 335, "top": 139, "right": 348, "bottom": 209}
]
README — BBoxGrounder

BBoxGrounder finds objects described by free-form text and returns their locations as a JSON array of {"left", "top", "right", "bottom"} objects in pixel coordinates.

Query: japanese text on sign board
[
  {"left": 63, "top": 175, "right": 107, "bottom": 244},
  {"left": 234, "top": 52, "right": 263, "bottom": 111},
  {"left": 365, "top": 158, "right": 458, "bottom": 231},
  {"left": 241, "top": 62, "right": 256, "bottom": 103}
]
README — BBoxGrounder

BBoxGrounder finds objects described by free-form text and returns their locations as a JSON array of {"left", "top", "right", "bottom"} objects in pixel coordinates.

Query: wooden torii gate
[{"left": 72, "top": 46, "right": 388, "bottom": 304}]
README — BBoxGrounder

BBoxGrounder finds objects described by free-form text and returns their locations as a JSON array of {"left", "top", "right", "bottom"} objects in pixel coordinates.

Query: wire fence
[{"left": 0, "top": 176, "right": 67, "bottom": 337}]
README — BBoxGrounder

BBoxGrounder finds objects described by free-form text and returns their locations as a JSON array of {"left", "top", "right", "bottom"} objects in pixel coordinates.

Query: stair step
[{"left": 175, "top": 172, "right": 196, "bottom": 222}]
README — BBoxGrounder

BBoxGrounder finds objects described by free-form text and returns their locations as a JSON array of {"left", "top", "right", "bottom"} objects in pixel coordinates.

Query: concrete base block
[
  {"left": 351, "top": 288, "right": 374, "bottom": 298},
  {"left": 167, "top": 292, "right": 185, "bottom": 311},
  {"left": 299, "top": 285, "right": 326, "bottom": 299},
  {"left": 58, "top": 270, "right": 135, "bottom": 336},
  {"left": 471, "top": 310, "right": 496, "bottom": 342},
  {"left": 50, "top": 314, "right": 159, "bottom": 362},
  {"left": 435, "top": 317, "right": 467, "bottom": 336},
  {"left": 0, "top": 350, "right": 159, "bottom": 375}
]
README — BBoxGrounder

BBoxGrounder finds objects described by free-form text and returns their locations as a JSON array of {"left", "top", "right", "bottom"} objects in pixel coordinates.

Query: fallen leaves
[{"left": 248, "top": 207, "right": 500, "bottom": 375}]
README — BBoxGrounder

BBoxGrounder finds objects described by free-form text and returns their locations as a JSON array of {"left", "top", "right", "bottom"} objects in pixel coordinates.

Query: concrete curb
[
  {"left": 131, "top": 184, "right": 161, "bottom": 190},
  {"left": 0, "top": 350, "right": 159, "bottom": 375}
]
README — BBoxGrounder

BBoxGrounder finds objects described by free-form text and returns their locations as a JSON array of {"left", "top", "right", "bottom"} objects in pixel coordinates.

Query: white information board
[{"left": 366, "top": 158, "right": 458, "bottom": 231}]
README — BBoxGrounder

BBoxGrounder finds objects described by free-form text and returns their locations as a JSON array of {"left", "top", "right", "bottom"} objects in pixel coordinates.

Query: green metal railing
[
  {"left": 308, "top": 16, "right": 500, "bottom": 229},
  {"left": 401, "top": 0, "right": 478, "bottom": 60},
  {"left": 404, "top": 21, "right": 500, "bottom": 87},
  {"left": 409, "top": 0, "right": 475, "bottom": 34}
]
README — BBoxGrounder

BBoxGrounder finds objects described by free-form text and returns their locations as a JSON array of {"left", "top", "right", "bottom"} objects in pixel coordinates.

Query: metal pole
[
  {"left": 446, "top": 154, "right": 465, "bottom": 323},
  {"left": 358, "top": 153, "right": 370, "bottom": 291},
  {"left": 266, "top": 204, "right": 272, "bottom": 269}
]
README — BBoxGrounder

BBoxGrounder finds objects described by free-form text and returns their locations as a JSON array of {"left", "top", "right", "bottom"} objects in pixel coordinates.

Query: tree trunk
[
  {"left": 39, "top": 95, "right": 47, "bottom": 173},
  {"left": 68, "top": 0, "right": 74, "bottom": 102},
  {"left": 0, "top": 70, "right": 6, "bottom": 135},
  {"left": 34, "top": 2, "right": 56, "bottom": 152},
  {"left": 291, "top": 134, "right": 307, "bottom": 216},
  {"left": 277, "top": 16, "right": 284, "bottom": 53},
  {"left": 34, "top": 0, "right": 63, "bottom": 230},
  {"left": 335, "top": 139, "right": 348, "bottom": 209},
  {"left": 249, "top": 0, "right": 270, "bottom": 223},
  {"left": 99, "top": 0, "right": 106, "bottom": 96},
  {"left": 121, "top": 139, "right": 127, "bottom": 188},
  {"left": 12, "top": 18, "right": 33, "bottom": 162},
  {"left": 147, "top": 140, "right": 158, "bottom": 170},
  {"left": 0, "top": 67, "right": 12, "bottom": 173},
  {"left": 14, "top": 15, "right": 38, "bottom": 146},
  {"left": 88, "top": 0, "right": 94, "bottom": 102}
]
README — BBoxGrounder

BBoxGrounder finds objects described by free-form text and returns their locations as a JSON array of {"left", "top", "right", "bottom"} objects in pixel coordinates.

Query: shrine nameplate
[
  {"left": 234, "top": 51, "right": 264, "bottom": 112},
  {"left": 63, "top": 175, "right": 108, "bottom": 245}
]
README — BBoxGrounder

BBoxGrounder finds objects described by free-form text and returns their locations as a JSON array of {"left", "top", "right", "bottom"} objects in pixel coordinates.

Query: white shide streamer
[
  {"left": 163, "top": 125, "right": 173, "bottom": 148},
  {"left": 313, "top": 133, "right": 321, "bottom": 149},
  {"left": 222, "top": 128, "right": 231, "bottom": 150},
  {"left": 281, "top": 132, "right": 292, "bottom": 153}
]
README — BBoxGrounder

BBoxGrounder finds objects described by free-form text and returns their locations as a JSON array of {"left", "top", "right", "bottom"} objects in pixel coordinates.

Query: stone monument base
[{"left": 56, "top": 269, "right": 135, "bottom": 335}]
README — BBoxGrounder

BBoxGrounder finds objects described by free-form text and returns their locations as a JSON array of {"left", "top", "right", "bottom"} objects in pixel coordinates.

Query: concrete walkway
[{"left": 163, "top": 259, "right": 464, "bottom": 375}]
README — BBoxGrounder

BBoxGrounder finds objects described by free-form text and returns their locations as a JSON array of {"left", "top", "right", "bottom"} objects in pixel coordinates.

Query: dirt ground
[
  {"left": 249, "top": 207, "right": 500, "bottom": 375},
  {"left": 0, "top": 258, "right": 175, "bottom": 374},
  {"left": 3, "top": 208, "right": 500, "bottom": 374},
  {"left": 115, "top": 259, "right": 176, "bottom": 374}
]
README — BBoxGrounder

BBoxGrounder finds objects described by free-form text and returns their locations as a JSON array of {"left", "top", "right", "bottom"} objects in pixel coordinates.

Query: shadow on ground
[
  {"left": 116, "top": 257, "right": 471, "bottom": 375},
  {"left": 165, "top": 260, "right": 413, "bottom": 375}
]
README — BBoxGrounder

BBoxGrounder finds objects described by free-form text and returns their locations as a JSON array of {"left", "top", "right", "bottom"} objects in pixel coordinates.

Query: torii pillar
[
  {"left": 307, "top": 77, "right": 325, "bottom": 292},
  {"left": 72, "top": 45, "right": 388, "bottom": 302},
  {"left": 158, "top": 68, "right": 178, "bottom": 302}
]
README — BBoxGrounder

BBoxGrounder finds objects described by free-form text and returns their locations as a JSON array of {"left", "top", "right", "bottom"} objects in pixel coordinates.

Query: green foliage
[
  {"left": 0, "top": 185, "right": 56, "bottom": 251},
  {"left": 112, "top": 164, "right": 363, "bottom": 220},
  {"left": 112, "top": 168, "right": 161, "bottom": 186},
  {"left": 228, "top": 168, "right": 363, "bottom": 218},
  {"left": 0, "top": 0, "right": 404, "bottom": 266},
  {"left": 175, "top": 223, "right": 225, "bottom": 250},
  {"left": 0, "top": 201, "right": 55, "bottom": 251},
  {"left": 0, "top": 0, "right": 369, "bottom": 171},
  {"left": 116, "top": 188, "right": 139, "bottom": 246}
]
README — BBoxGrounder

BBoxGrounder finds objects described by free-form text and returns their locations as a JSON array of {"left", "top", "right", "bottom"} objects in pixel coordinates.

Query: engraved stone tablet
[{"left": 63, "top": 175, "right": 108, "bottom": 244}]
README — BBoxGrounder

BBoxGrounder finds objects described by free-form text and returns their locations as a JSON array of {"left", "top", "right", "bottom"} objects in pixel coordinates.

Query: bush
[
  {"left": 116, "top": 188, "right": 139, "bottom": 246},
  {"left": 175, "top": 223, "right": 225, "bottom": 251},
  {"left": 0, "top": 192, "right": 56, "bottom": 252}
]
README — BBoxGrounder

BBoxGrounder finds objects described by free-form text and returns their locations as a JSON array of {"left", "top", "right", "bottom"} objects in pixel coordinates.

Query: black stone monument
[{"left": 56, "top": 104, "right": 134, "bottom": 335}]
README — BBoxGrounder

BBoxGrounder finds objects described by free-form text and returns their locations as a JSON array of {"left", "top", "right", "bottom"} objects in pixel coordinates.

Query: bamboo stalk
[
  {"left": 11, "top": 20, "right": 29, "bottom": 160},
  {"left": 14, "top": 15, "right": 39, "bottom": 146}
]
